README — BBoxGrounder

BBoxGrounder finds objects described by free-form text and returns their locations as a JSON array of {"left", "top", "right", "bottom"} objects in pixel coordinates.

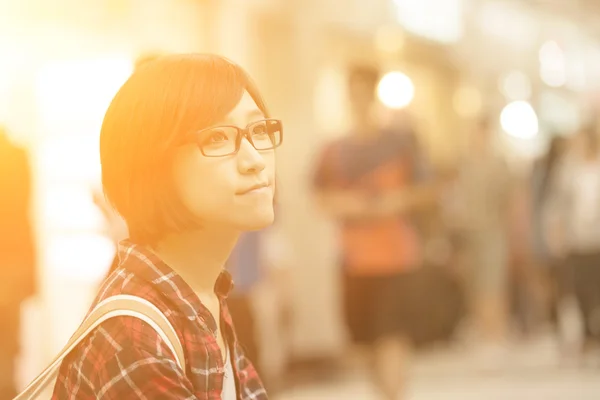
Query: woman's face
[{"left": 171, "top": 91, "right": 276, "bottom": 231}]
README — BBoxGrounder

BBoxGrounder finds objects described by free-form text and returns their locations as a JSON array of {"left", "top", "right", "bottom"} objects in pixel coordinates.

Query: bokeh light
[
  {"left": 499, "top": 70, "right": 532, "bottom": 101},
  {"left": 377, "top": 71, "right": 415, "bottom": 109},
  {"left": 539, "top": 40, "right": 566, "bottom": 87},
  {"left": 500, "top": 100, "right": 539, "bottom": 139}
]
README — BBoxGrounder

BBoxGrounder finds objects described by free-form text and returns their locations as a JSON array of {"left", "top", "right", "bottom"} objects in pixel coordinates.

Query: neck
[
  {"left": 472, "top": 140, "right": 490, "bottom": 154},
  {"left": 353, "top": 123, "right": 379, "bottom": 140},
  {"left": 152, "top": 227, "right": 240, "bottom": 295}
]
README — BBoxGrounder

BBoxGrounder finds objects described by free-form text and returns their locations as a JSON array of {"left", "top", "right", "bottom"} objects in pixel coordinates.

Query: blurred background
[{"left": 2, "top": 0, "right": 600, "bottom": 399}]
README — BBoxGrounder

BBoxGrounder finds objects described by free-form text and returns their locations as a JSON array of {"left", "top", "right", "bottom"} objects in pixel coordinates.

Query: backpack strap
[{"left": 15, "top": 294, "right": 184, "bottom": 400}]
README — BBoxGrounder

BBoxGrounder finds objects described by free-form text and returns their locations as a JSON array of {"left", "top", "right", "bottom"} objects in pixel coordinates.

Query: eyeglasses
[{"left": 186, "top": 119, "right": 283, "bottom": 157}]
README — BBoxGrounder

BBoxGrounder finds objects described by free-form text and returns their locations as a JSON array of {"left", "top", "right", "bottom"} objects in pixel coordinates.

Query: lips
[{"left": 237, "top": 183, "right": 270, "bottom": 195}]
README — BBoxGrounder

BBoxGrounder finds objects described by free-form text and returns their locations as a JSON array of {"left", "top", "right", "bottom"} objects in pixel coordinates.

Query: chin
[{"left": 237, "top": 208, "right": 275, "bottom": 231}]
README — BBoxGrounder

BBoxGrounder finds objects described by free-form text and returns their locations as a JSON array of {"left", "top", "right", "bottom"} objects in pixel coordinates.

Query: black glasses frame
[{"left": 188, "top": 118, "right": 283, "bottom": 157}]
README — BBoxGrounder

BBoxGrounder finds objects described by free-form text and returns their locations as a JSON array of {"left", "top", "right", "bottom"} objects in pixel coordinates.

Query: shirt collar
[{"left": 117, "top": 240, "right": 234, "bottom": 320}]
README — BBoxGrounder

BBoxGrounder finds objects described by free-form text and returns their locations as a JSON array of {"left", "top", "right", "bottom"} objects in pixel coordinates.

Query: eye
[
  {"left": 205, "top": 130, "right": 230, "bottom": 144},
  {"left": 251, "top": 122, "right": 268, "bottom": 137}
]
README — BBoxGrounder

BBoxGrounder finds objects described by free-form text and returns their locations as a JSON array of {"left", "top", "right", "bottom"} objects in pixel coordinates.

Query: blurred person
[
  {"left": 550, "top": 126, "right": 600, "bottom": 355},
  {"left": 313, "top": 65, "right": 435, "bottom": 400},
  {"left": 384, "top": 119, "right": 467, "bottom": 346},
  {"left": 419, "top": 167, "right": 468, "bottom": 345},
  {"left": 454, "top": 118, "right": 512, "bottom": 345},
  {"left": 226, "top": 232, "right": 264, "bottom": 378},
  {"left": 508, "top": 172, "right": 538, "bottom": 337},
  {"left": 48, "top": 54, "right": 280, "bottom": 399},
  {"left": 0, "top": 128, "right": 36, "bottom": 399},
  {"left": 530, "top": 136, "right": 568, "bottom": 337},
  {"left": 226, "top": 220, "right": 293, "bottom": 393}
]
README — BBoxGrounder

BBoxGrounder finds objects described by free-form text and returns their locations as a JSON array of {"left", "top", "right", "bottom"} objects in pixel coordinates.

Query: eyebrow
[
  {"left": 247, "top": 109, "right": 264, "bottom": 119},
  {"left": 219, "top": 109, "right": 265, "bottom": 125}
]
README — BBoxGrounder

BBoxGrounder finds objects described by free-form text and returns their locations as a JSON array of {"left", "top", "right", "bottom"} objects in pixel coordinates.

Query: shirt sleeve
[
  {"left": 413, "top": 154, "right": 432, "bottom": 183},
  {"left": 56, "top": 316, "right": 197, "bottom": 400},
  {"left": 91, "top": 345, "right": 196, "bottom": 400}
]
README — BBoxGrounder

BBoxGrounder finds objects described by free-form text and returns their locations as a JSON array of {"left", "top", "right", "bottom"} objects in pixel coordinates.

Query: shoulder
[
  {"left": 65, "top": 313, "right": 168, "bottom": 362},
  {"left": 313, "top": 137, "right": 348, "bottom": 181},
  {"left": 93, "top": 269, "right": 186, "bottom": 346},
  {"left": 317, "top": 137, "right": 346, "bottom": 158},
  {"left": 92, "top": 272, "right": 174, "bottom": 326},
  {"left": 54, "top": 313, "right": 184, "bottom": 397},
  {"left": 61, "top": 271, "right": 185, "bottom": 371},
  {"left": 53, "top": 313, "right": 192, "bottom": 398}
]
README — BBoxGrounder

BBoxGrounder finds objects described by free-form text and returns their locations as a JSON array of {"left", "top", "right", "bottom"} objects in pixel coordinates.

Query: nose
[{"left": 237, "top": 137, "right": 266, "bottom": 174}]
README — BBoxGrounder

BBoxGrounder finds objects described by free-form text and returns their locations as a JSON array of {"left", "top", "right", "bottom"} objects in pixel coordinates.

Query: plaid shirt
[{"left": 51, "top": 241, "right": 268, "bottom": 399}]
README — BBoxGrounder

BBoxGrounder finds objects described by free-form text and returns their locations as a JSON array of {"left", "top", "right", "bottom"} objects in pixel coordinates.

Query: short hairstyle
[
  {"left": 134, "top": 53, "right": 163, "bottom": 70},
  {"left": 100, "top": 54, "right": 269, "bottom": 244},
  {"left": 348, "top": 65, "right": 380, "bottom": 88},
  {"left": 347, "top": 64, "right": 380, "bottom": 100}
]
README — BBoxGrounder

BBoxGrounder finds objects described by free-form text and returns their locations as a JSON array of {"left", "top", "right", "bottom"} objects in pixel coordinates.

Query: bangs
[
  {"left": 134, "top": 54, "right": 265, "bottom": 153},
  {"left": 103, "top": 54, "right": 267, "bottom": 162}
]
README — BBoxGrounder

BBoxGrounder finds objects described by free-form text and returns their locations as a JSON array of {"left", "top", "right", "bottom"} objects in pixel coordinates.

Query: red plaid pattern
[{"left": 51, "top": 241, "right": 267, "bottom": 399}]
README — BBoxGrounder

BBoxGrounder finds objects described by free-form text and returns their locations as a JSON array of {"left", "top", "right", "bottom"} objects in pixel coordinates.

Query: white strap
[{"left": 14, "top": 295, "right": 185, "bottom": 400}]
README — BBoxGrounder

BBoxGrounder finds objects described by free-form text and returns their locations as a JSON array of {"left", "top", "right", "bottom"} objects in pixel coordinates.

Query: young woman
[{"left": 51, "top": 54, "right": 282, "bottom": 399}]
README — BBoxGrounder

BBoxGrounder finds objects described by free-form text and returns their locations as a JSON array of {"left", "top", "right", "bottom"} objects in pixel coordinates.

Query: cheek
[
  {"left": 171, "top": 151, "right": 235, "bottom": 217},
  {"left": 264, "top": 151, "right": 277, "bottom": 179}
]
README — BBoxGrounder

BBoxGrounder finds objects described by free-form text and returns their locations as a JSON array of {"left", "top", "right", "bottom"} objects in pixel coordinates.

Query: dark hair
[
  {"left": 100, "top": 54, "right": 269, "bottom": 244},
  {"left": 347, "top": 65, "right": 380, "bottom": 101},
  {"left": 477, "top": 116, "right": 492, "bottom": 131},
  {"left": 348, "top": 65, "right": 379, "bottom": 87}
]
